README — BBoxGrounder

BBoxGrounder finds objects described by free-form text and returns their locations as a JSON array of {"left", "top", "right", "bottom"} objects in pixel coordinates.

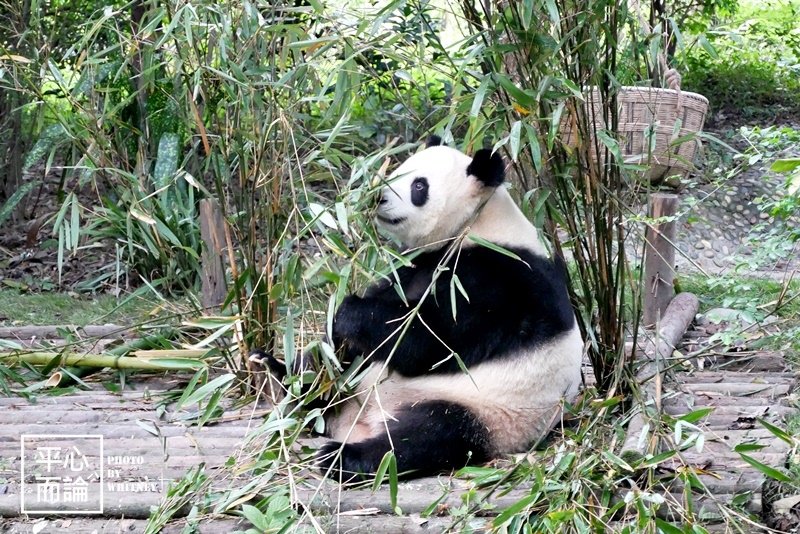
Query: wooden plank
[
  {"left": 663, "top": 404, "right": 793, "bottom": 418},
  {"left": 315, "top": 514, "right": 471, "bottom": 533},
  {"left": 0, "top": 409, "right": 261, "bottom": 425},
  {"left": 0, "top": 325, "right": 131, "bottom": 340},
  {"left": 680, "top": 371, "right": 797, "bottom": 384},
  {"left": 657, "top": 470, "right": 765, "bottom": 494},
  {"left": 655, "top": 492, "right": 762, "bottom": 519},
  {"left": 703, "top": 353, "right": 789, "bottom": 372},
  {"left": 672, "top": 451, "right": 787, "bottom": 467},
  {"left": 681, "top": 382, "right": 792, "bottom": 397},
  {"left": 665, "top": 395, "right": 793, "bottom": 407},
  {"left": 0, "top": 518, "right": 246, "bottom": 534},
  {"left": 0, "top": 424, "right": 253, "bottom": 439}
]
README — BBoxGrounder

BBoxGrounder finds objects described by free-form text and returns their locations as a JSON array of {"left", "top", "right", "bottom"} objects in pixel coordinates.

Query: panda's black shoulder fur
[{"left": 331, "top": 244, "right": 575, "bottom": 377}]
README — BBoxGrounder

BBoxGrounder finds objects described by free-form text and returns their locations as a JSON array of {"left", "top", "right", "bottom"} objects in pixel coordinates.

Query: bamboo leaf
[
  {"left": 738, "top": 452, "right": 792, "bottom": 482},
  {"left": 308, "top": 202, "right": 337, "bottom": 229},
  {"left": 147, "top": 358, "right": 205, "bottom": 370},
  {"left": 453, "top": 274, "right": 470, "bottom": 303},
  {"left": 547, "top": 102, "right": 565, "bottom": 149},
  {"left": 521, "top": 0, "right": 533, "bottom": 30},
  {"left": 678, "top": 407, "right": 714, "bottom": 424},
  {"left": 468, "top": 235, "right": 522, "bottom": 261},
  {"left": 470, "top": 76, "right": 491, "bottom": 118},
  {"left": 771, "top": 158, "right": 800, "bottom": 173},
  {"left": 509, "top": 120, "right": 522, "bottom": 162},
  {"left": 654, "top": 519, "right": 684, "bottom": 534},
  {"left": 284, "top": 307, "right": 295, "bottom": 373},
  {"left": 198, "top": 387, "right": 225, "bottom": 426},
  {"left": 70, "top": 196, "right": 80, "bottom": 253},
  {"left": 494, "top": 73, "right": 537, "bottom": 109},
  {"left": 176, "top": 368, "right": 207, "bottom": 410},
  {"left": 639, "top": 450, "right": 676, "bottom": 468},
  {"left": 178, "top": 373, "right": 235, "bottom": 409},
  {"left": 733, "top": 443, "right": 767, "bottom": 452},
  {"left": 23, "top": 124, "right": 66, "bottom": 173},
  {"left": 240, "top": 504, "right": 269, "bottom": 531},
  {"left": 525, "top": 124, "right": 543, "bottom": 173},
  {"left": 758, "top": 418, "right": 795, "bottom": 445},
  {"left": 544, "top": 0, "right": 560, "bottom": 26},
  {"left": 373, "top": 451, "right": 393, "bottom": 490},
  {"left": 154, "top": 133, "right": 180, "bottom": 190},
  {"left": 494, "top": 493, "right": 538, "bottom": 527},
  {"left": 698, "top": 35, "right": 719, "bottom": 59}
]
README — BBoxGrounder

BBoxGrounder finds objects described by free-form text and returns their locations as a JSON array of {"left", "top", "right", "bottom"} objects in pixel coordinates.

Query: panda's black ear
[
  {"left": 467, "top": 149, "right": 505, "bottom": 188},
  {"left": 425, "top": 135, "right": 443, "bottom": 148}
]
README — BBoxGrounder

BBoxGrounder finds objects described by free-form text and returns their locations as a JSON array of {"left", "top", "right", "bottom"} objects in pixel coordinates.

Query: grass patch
[
  {"left": 679, "top": 274, "right": 800, "bottom": 318},
  {"left": 680, "top": 0, "right": 800, "bottom": 118},
  {"left": 0, "top": 289, "right": 169, "bottom": 327}
]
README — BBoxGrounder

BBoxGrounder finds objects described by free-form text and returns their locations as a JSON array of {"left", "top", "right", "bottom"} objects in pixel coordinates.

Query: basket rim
[{"left": 605, "top": 86, "right": 709, "bottom": 106}]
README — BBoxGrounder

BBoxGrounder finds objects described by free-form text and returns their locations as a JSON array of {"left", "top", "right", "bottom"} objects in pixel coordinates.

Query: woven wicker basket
[{"left": 562, "top": 86, "right": 709, "bottom": 182}]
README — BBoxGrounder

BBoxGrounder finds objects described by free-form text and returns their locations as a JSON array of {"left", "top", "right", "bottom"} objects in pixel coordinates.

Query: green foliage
[
  {"left": 671, "top": 0, "right": 740, "bottom": 33},
  {"left": 680, "top": 1, "right": 800, "bottom": 115},
  {"left": 740, "top": 126, "right": 800, "bottom": 245}
]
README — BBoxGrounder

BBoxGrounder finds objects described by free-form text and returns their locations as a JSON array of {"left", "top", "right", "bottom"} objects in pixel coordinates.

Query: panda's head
[{"left": 376, "top": 138, "right": 505, "bottom": 249}]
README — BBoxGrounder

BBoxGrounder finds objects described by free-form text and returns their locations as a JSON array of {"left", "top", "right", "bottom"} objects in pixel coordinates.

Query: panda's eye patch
[{"left": 410, "top": 177, "right": 429, "bottom": 207}]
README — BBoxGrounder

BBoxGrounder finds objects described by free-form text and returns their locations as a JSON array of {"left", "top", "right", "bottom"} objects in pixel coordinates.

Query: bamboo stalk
[
  {"left": 132, "top": 349, "right": 215, "bottom": 359},
  {"left": 0, "top": 351, "right": 205, "bottom": 370}
]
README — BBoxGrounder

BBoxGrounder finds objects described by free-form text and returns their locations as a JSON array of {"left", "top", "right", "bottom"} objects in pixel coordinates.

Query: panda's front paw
[
  {"left": 332, "top": 295, "right": 364, "bottom": 343},
  {"left": 248, "top": 348, "right": 286, "bottom": 379}
]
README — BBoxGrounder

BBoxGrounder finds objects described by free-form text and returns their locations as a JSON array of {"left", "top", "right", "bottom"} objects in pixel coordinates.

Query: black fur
[
  {"left": 426, "top": 135, "right": 443, "bottom": 147},
  {"left": 332, "top": 244, "right": 575, "bottom": 377},
  {"left": 410, "top": 177, "right": 429, "bottom": 207},
  {"left": 466, "top": 148, "right": 505, "bottom": 188},
  {"left": 248, "top": 348, "right": 286, "bottom": 378},
  {"left": 317, "top": 400, "right": 490, "bottom": 480}
]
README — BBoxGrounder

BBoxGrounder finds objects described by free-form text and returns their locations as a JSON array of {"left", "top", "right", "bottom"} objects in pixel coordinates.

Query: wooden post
[
  {"left": 643, "top": 193, "right": 679, "bottom": 327},
  {"left": 199, "top": 199, "right": 227, "bottom": 312}
]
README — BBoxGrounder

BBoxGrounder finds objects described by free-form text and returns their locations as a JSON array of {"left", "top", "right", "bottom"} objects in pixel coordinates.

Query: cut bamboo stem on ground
[
  {"left": 0, "top": 351, "right": 207, "bottom": 370},
  {"left": 622, "top": 292, "right": 700, "bottom": 460}
]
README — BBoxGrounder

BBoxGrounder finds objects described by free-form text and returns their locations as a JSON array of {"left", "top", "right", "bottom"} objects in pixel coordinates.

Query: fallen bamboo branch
[
  {"left": 0, "top": 351, "right": 206, "bottom": 371},
  {"left": 621, "top": 292, "right": 700, "bottom": 460}
]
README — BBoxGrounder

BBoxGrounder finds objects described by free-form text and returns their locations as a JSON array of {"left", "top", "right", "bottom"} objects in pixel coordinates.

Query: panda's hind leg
[{"left": 317, "top": 400, "right": 491, "bottom": 480}]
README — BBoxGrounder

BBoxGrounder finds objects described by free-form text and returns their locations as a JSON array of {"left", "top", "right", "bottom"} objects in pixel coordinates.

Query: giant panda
[{"left": 317, "top": 137, "right": 584, "bottom": 480}]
